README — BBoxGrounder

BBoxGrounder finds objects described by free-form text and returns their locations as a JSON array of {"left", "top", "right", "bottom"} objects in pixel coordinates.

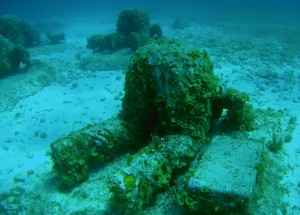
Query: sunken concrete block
[
  {"left": 46, "top": 32, "right": 65, "bottom": 44},
  {"left": 187, "top": 135, "right": 263, "bottom": 214}
]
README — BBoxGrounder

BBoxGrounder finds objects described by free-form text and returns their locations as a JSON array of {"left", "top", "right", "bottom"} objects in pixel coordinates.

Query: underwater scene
[{"left": 0, "top": 0, "right": 299, "bottom": 214}]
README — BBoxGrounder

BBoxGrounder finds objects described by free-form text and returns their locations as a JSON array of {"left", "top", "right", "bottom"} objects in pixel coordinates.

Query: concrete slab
[{"left": 187, "top": 135, "right": 263, "bottom": 213}]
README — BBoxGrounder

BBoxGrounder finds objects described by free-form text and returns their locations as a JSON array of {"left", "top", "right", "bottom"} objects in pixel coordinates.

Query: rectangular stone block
[{"left": 187, "top": 135, "right": 262, "bottom": 213}]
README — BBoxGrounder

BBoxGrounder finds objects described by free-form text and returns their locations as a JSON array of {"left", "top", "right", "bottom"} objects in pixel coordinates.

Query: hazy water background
[
  {"left": 0, "top": 1, "right": 300, "bottom": 214},
  {"left": 1, "top": 0, "right": 299, "bottom": 25}
]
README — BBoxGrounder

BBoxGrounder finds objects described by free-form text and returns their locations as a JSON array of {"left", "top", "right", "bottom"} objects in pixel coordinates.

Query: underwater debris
[
  {"left": 46, "top": 32, "right": 65, "bottom": 44},
  {"left": 50, "top": 117, "right": 133, "bottom": 188},
  {"left": 0, "top": 35, "right": 30, "bottom": 78},
  {"left": 86, "top": 9, "right": 163, "bottom": 52},
  {"left": 50, "top": 39, "right": 292, "bottom": 214},
  {"left": 0, "top": 15, "right": 40, "bottom": 47}
]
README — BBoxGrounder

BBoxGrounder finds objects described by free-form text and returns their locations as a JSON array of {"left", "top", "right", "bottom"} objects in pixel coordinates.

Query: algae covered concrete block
[
  {"left": 109, "top": 135, "right": 198, "bottom": 214},
  {"left": 0, "top": 35, "right": 30, "bottom": 78},
  {"left": 0, "top": 15, "right": 40, "bottom": 47},
  {"left": 50, "top": 117, "right": 133, "bottom": 188},
  {"left": 187, "top": 135, "right": 262, "bottom": 213}
]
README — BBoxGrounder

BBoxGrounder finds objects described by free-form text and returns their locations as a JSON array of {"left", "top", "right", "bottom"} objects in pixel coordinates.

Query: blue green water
[{"left": 0, "top": 1, "right": 299, "bottom": 214}]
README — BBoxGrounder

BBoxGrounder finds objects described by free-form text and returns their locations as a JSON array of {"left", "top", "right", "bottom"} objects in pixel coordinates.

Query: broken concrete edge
[
  {"left": 248, "top": 109, "right": 296, "bottom": 214},
  {"left": 248, "top": 151, "right": 288, "bottom": 215},
  {"left": 176, "top": 108, "right": 296, "bottom": 214}
]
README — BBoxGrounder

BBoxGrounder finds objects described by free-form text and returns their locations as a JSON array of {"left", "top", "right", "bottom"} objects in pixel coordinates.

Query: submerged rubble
[{"left": 48, "top": 39, "right": 274, "bottom": 214}]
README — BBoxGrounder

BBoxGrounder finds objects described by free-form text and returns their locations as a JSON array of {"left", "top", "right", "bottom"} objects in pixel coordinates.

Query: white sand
[{"left": 0, "top": 71, "right": 124, "bottom": 193}]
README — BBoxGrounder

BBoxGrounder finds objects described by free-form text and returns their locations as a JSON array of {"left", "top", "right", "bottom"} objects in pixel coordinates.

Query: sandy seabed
[{"left": 0, "top": 14, "right": 300, "bottom": 214}]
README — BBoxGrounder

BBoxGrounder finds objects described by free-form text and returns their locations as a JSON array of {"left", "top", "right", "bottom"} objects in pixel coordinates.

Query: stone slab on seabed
[{"left": 188, "top": 135, "right": 262, "bottom": 212}]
